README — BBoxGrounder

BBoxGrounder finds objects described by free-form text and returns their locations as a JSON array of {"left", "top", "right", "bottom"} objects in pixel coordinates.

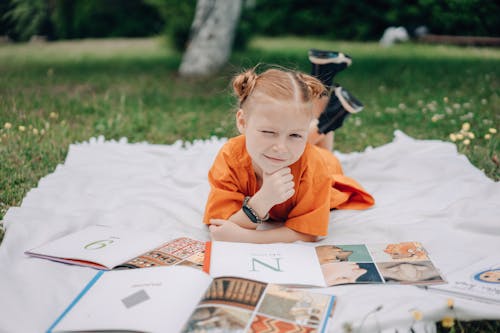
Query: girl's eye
[
  {"left": 290, "top": 133, "right": 303, "bottom": 139},
  {"left": 261, "top": 130, "right": 276, "bottom": 135}
]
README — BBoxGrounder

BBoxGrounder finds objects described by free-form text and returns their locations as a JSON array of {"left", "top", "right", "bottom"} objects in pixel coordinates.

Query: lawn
[
  {"left": 0, "top": 36, "right": 498, "bottom": 332},
  {"left": 1, "top": 37, "right": 498, "bottom": 225}
]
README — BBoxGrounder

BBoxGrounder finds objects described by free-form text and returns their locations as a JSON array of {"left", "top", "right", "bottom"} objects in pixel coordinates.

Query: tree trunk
[{"left": 179, "top": 0, "right": 243, "bottom": 77}]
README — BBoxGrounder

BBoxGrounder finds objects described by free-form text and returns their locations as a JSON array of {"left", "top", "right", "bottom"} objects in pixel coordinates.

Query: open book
[
  {"left": 48, "top": 265, "right": 336, "bottom": 333},
  {"left": 425, "top": 256, "right": 499, "bottom": 304},
  {"left": 25, "top": 225, "right": 206, "bottom": 270},
  {"left": 206, "top": 241, "right": 446, "bottom": 287}
]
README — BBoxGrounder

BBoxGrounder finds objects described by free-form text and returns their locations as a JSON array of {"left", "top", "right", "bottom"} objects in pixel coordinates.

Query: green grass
[{"left": 0, "top": 35, "right": 498, "bottom": 331}]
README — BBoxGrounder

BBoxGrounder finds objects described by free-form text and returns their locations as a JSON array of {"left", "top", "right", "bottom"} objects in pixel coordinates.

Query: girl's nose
[{"left": 273, "top": 139, "right": 287, "bottom": 152}]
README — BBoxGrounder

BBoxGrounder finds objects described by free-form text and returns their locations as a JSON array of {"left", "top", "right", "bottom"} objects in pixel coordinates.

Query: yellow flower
[
  {"left": 447, "top": 298, "right": 454, "bottom": 309},
  {"left": 4, "top": 122, "right": 12, "bottom": 129},
  {"left": 49, "top": 112, "right": 58, "bottom": 119},
  {"left": 18, "top": 125, "right": 26, "bottom": 132},
  {"left": 449, "top": 133, "right": 457, "bottom": 142},
  {"left": 467, "top": 132, "right": 475, "bottom": 139},
  {"left": 412, "top": 310, "right": 423, "bottom": 321},
  {"left": 33, "top": 128, "right": 39, "bottom": 135},
  {"left": 489, "top": 128, "right": 497, "bottom": 134},
  {"left": 456, "top": 133, "right": 464, "bottom": 140},
  {"left": 485, "top": 134, "right": 491, "bottom": 140},
  {"left": 463, "top": 139, "right": 470, "bottom": 145},
  {"left": 441, "top": 316, "right": 454, "bottom": 328},
  {"left": 443, "top": 97, "right": 449, "bottom": 103},
  {"left": 461, "top": 122, "right": 470, "bottom": 131}
]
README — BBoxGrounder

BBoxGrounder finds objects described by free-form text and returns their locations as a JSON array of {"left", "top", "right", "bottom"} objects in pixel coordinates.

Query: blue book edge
[
  {"left": 46, "top": 270, "right": 105, "bottom": 333},
  {"left": 320, "top": 295, "right": 336, "bottom": 333}
]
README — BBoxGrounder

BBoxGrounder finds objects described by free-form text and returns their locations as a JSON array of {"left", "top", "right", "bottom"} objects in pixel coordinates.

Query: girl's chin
[{"left": 255, "top": 158, "right": 292, "bottom": 175}]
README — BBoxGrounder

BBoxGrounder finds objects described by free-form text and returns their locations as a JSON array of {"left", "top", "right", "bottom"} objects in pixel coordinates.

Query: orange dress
[{"left": 203, "top": 135, "right": 374, "bottom": 236}]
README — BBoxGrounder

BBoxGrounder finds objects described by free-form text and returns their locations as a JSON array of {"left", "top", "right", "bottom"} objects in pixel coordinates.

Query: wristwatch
[{"left": 242, "top": 196, "right": 269, "bottom": 224}]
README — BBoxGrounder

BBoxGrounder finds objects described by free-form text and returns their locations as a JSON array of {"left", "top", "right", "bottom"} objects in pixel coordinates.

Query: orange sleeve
[
  {"left": 284, "top": 175, "right": 331, "bottom": 237},
  {"left": 203, "top": 144, "right": 247, "bottom": 224},
  {"left": 314, "top": 146, "right": 375, "bottom": 210},
  {"left": 330, "top": 174, "right": 375, "bottom": 210}
]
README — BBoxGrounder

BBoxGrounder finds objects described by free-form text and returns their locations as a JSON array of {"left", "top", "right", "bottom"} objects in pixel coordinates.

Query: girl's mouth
[{"left": 264, "top": 155, "right": 286, "bottom": 162}]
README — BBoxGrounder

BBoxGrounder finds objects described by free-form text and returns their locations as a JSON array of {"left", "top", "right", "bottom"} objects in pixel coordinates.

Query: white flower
[{"left": 431, "top": 114, "right": 444, "bottom": 122}]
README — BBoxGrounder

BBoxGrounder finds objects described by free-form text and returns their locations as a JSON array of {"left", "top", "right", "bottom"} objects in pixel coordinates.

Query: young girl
[{"left": 203, "top": 67, "right": 374, "bottom": 243}]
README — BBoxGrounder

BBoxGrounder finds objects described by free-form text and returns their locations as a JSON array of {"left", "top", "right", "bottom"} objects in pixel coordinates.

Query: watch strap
[{"left": 242, "top": 196, "right": 269, "bottom": 224}]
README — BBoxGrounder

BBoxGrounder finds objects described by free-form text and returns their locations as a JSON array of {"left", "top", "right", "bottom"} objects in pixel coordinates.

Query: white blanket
[{"left": 0, "top": 131, "right": 499, "bottom": 333}]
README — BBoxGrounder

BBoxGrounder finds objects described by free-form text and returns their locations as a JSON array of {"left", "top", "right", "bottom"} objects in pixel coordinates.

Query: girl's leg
[
  {"left": 308, "top": 49, "right": 352, "bottom": 151},
  {"left": 308, "top": 95, "right": 334, "bottom": 151},
  {"left": 309, "top": 49, "right": 352, "bottom": 89}
]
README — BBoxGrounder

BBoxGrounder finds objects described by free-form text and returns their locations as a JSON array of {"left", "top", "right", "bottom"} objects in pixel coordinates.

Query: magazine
[
  {"left": 426, "top": 256, "right": 499, "bottom": 304},
  {"left": 206, "top": 241, "right": 445, "bottom": 287},
  {"left": 25, "top": 224, "right": 206, "bottom": 270},
  {"left": 48, "top": 265, "right": 336, "bottom": 333}
]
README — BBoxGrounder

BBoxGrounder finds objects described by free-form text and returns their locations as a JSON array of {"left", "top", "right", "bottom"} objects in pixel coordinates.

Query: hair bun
[
  {"left": 296, "top": 72, "right": 327, "bottom": 99},
  {"left": 233, "top": 69, "right": 258, "bottom": 106}
]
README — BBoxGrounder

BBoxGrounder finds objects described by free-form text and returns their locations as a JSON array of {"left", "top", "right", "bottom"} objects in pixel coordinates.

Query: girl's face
[{"left": 237, "top": 99, "right": 312, "bottom": 177}]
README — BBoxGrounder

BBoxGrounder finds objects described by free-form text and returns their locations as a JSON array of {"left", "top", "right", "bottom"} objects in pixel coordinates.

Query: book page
[
  {"left": 50, "top": 265, "right": 213, "bottom": 333},
  {"left": 428, "top": 256, "right": 500, "bottom": 304},
  {"left": 315, "top": 241, "right": 445, "bottom": 286},
  {"left": 209, "top": 241, "right": 326, "bottom": 287},
  {"left": 25, "top": 225, "right": 166, "bottom": 269},
  {"left": 116, "top": 237, "right": 206, "bottom": 270},
  {"left": 180, "top": 278, "right": 336, "bottom": 333}
]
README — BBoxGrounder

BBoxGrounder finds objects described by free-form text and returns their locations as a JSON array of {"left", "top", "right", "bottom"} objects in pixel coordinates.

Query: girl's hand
[
  {"left": 209, "top": 219, "right": 250, "bottom": 242},
  {"left": 258, "top": 167, "right": 295, "bottom": 207}
]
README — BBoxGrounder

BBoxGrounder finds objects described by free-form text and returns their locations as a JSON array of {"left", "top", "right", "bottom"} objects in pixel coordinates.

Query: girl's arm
[
  {"left": 226, "top": 168, "right": 295, "bottom": 229},
  {"left": 208, "top": 219, "right": 317, "bottom": 243}
]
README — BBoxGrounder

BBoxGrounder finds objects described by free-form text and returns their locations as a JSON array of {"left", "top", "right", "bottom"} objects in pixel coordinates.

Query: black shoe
[
  {"left": 317, "top": 86, "right": 363, "bottom": 134},
  {"left": 309, "top": 49, "right": 352, "bottom": 88}
]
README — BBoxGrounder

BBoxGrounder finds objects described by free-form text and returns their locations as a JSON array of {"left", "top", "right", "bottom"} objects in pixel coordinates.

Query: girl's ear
[{"left": 236, "top": 109, "right": 246, "bottom": 134}]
